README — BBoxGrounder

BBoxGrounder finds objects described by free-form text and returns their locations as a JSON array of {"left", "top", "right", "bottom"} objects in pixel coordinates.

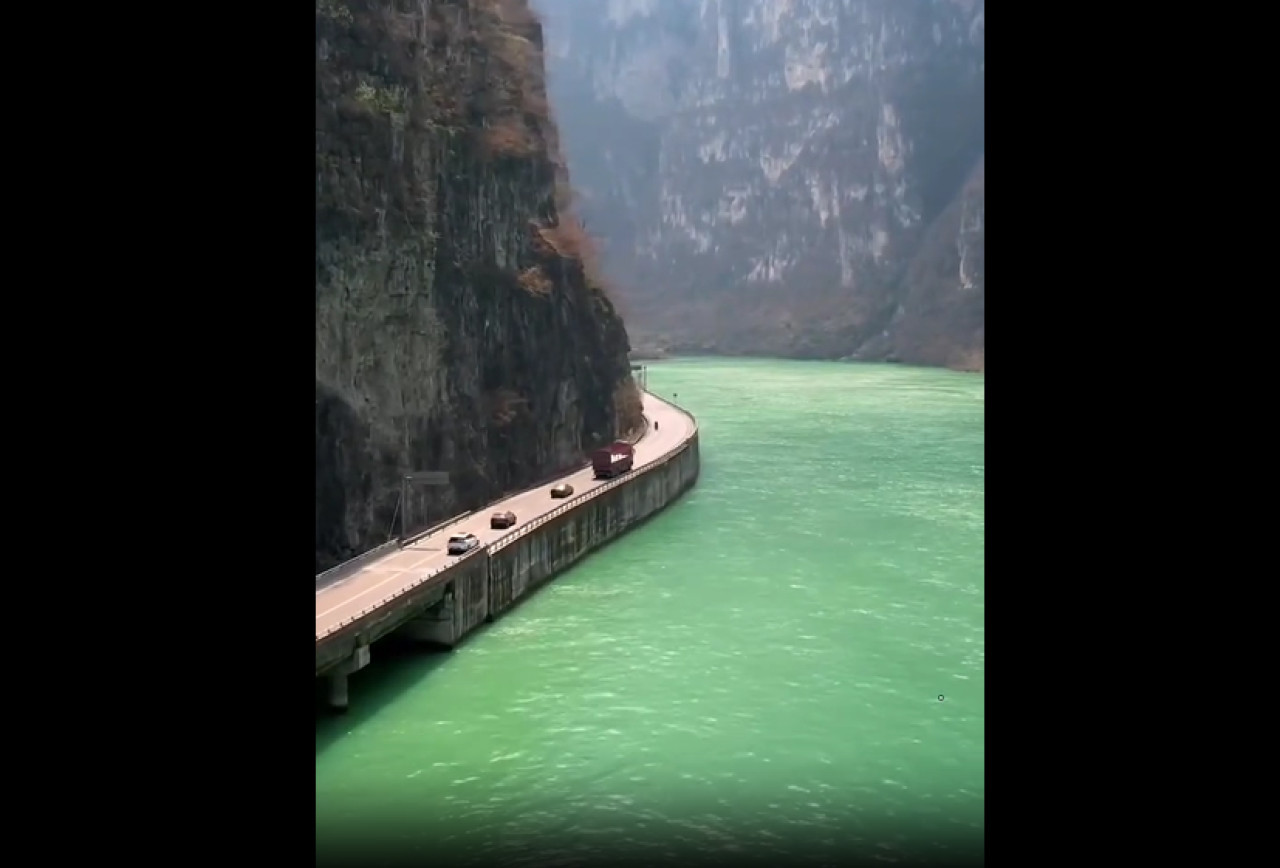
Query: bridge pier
[
  {"left": 394, "top": 586, "right": 458, "bottom": 648},
  {"left": 327, "top": 673, "right": 349, "bottom": 711},
  {"left": 325, "top": 645, "right": 371, "bottom": 713}
]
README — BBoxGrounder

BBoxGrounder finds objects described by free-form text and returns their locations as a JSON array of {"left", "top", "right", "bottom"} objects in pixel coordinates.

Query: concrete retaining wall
[
  {"left": 316, "top": 399, "right": 700, "bottom": 677},
  {"left": 487, "top": 434, "right": 700, "bottom": 621},
  {"left": 314, "top": 552, "right": 485, "bottom": 674}
]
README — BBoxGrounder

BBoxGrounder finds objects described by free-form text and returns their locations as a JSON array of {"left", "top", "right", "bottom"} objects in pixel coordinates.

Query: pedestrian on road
[{"left": 655, "top": 420, "right": 659, "bottom": 431}]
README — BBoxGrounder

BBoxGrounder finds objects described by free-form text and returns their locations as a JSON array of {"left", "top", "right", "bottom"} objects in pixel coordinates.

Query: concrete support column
[
  {"left": 396, "top": 587, "right": 457, "bottom": 647},
  {"left": 327, "top": 673, "right": 349, "bottom": 712},
  {"left": 324, "top": 645, "right": 370, "bottom": 713}
]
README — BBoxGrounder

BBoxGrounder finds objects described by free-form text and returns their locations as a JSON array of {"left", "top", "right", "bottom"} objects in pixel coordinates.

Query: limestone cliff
[
  {"left": 534, "top": 0, "right": 984, "bottom": 371},
  {"left": 316, "top": 0, "right": 644, "bottom": 573}
]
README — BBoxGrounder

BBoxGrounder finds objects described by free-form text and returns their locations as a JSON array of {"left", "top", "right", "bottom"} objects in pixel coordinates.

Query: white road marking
[
  {"left": 315, "top": 397, "right": 690, "bottom": 633},
  {"left": 315, "top": 553, "right": 446, "bottom": 619}
]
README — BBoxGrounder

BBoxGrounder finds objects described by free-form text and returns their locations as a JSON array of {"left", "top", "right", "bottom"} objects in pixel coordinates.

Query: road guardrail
[
  {"left": 315, "top": 393, "right": 698, "bottom": 642},
  {"left": 315, "top": 539, "right": 402, "bottom": 591}
]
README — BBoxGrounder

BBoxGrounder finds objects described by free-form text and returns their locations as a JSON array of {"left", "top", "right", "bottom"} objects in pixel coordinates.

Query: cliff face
[
  {"left": 533, "top": 0, "right": 984, "bottom": 370},
  {"left": 316, "top": 0, "right": 644, "bottom": 572}
]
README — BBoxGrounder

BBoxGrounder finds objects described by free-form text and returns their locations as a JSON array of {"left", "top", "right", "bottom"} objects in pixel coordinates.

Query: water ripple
[{"left": 318, "top": 361, "right": 984, "bottom": 864}]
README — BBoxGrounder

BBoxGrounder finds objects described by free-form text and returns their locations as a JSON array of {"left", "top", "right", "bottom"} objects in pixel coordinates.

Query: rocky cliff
[
  {"left": 533, "top": 0, "right": 984, "bottom": 370},
  {"left": 316, "top": 0, "right": 644, "bottom": 573}
]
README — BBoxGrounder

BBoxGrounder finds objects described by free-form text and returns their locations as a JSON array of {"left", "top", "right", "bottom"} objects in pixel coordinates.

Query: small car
[
  {"left": 446, "top": 532, "right": 480, "bottom": 555},
  {"left": 490, "top": 510, "right": 517, "bottom": 530},
  {"left": 550, "top": 483, "right": 574, "bottom": 499}
]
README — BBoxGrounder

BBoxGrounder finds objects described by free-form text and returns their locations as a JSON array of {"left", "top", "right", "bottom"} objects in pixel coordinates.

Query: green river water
[{"left": 316, "top": 359, "right": 985, "bottom": 866}]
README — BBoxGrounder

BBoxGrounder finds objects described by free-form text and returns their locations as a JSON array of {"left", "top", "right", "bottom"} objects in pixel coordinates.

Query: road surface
[{"left": 316, "top": 391, "right": 695, "bottom": 639}]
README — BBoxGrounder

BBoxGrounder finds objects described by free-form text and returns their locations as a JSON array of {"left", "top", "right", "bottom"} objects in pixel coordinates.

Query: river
[{"left": 316, "top": 358, "right": 984, "bottom": 866}]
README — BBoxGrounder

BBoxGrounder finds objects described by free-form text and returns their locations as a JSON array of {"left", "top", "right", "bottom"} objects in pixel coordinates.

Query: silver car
[{"left": 446, "top": 532, "right": 480, "bottom": 555}]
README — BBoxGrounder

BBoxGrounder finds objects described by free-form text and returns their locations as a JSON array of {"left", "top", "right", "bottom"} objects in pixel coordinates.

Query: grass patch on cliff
[
  {"left": 354, "top": 81, "right": 408, "bottom": 114},
  {"left": 482, "top": 117, "right": 539, "bottom": 158},
  {"left": 533, "top": 215, "right": 590, "bottom": 260},
  {"left": 473, "top": 0, "right": 554, "bottom": 159},
  {"left": 531, "top": 214, "right": 619, "bottom": 305},
  {"left": 316, "top": 0, "right": 352, "bottom": 25},
  {"left": 516, "top": 265, "right": 553, "bottom": 296},
  {"left": 486, "top": 387, "right": 528, "bottom": 427}
]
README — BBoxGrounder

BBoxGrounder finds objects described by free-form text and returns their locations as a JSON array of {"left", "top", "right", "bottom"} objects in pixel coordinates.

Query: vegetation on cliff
[{"left": 315, "top": 0, "right": 644, "bottom": 572}]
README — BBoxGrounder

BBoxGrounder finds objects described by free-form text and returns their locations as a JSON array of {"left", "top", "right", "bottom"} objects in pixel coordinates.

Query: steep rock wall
[
  {"left": 316, "top": 0, "right": 644, "bottom": 572},
  {"left": 534, "top": 0, "right": 984, "bottom": 370}
]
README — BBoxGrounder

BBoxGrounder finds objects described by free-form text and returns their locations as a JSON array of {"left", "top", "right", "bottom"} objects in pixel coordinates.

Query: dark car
[
  {"left": 550, "top": 483, "right": 574, "bottom": 499},
  {"left": 491, "top": 510, "right": 517, "bottom": 530}
]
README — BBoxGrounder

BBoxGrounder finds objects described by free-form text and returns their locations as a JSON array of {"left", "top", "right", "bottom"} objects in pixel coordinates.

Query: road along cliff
[
  {"left": 316, "top": 390, "right": 700, "bottom": 710},
  {"left": 317, "top": 0, "right": 646, "bottom": 574}
]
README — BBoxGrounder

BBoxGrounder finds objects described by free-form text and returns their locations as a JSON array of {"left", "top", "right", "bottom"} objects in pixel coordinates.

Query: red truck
[{"left": 592, "top": 441, "right": 635, "bottom": 479}]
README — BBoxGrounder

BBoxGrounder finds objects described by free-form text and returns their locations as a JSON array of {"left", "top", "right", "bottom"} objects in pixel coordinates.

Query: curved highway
[{"left": 316, "top": 390, "right": 695, "bottom": 639}]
